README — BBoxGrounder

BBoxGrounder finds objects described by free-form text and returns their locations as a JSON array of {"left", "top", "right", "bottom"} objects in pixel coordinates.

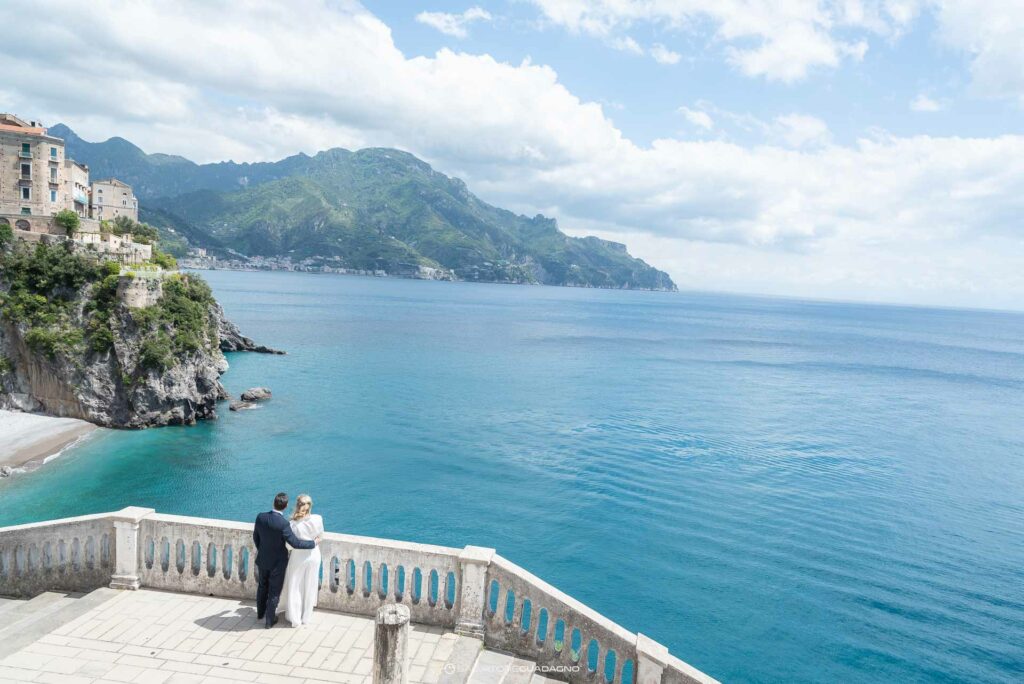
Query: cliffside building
[
  {"left": 64, "top": 159, "right": 91, "bottom": 218},
  {"left": 91, "top": 177, "right": 138, "bottom": 223},
  {"left": 0, "top": 113, "right": 148, "bottom": 265},
  {"left": 0, "top": 113, "right": 70, "bottom": 222},
  {"left": 77, "top": 230, "right": 152, "bottom": 264}
]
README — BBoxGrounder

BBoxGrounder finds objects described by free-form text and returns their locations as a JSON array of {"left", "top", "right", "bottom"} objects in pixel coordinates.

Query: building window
[
  {"left": 50, "top": 189, "right": 57, "bottom": 202},
  {"left": 50, "top": 167, "right": 57, "bottom": 182},
  {"left": 21, "top": 208, "right": 31, "bottom": 215},
  {"left": 21, "top": 142, "right": 31, "bottom": 156},
  {"left": 50, "top": 146, "right": 57, "bottom": 159},
  {"left": 21, "top": 163, "right": 31, "bottom": 179},
  {"left": 21, "top": 186, "right": 31, "bottom": 200}
]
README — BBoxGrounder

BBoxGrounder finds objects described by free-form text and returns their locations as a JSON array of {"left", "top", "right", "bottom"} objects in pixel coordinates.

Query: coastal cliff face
[
  {"left": 0, "top": 294, "right": 234, "bottom": 428},
  {"left": 0, "top": 241, "right": 264, "bottom": 428}
]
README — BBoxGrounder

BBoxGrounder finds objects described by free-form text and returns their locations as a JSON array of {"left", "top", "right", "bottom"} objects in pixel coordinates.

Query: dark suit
[{"left": 253, "top": 510, "right": 315, "bottom": 626}]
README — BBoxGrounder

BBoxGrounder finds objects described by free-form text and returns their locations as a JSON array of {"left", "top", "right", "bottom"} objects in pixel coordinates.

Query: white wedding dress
[{"left": 280, "top": 513, "right": 324, "bottom": 627}]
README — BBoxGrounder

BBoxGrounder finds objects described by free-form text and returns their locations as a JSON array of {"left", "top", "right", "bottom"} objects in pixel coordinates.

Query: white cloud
[
  {"left": 528, "top": 0, "right": 1024, "bottom": 102},
  {"left": 910, "top": 93, "right": 943, "bottom": 111},
  {"left": 608, "top": 36, "right": 643, "bottom": 55},
  {"left": 650, "top": 44, "right": 681, "bottom": 65},
  {"left": 2, "top": 0, "right": 1023, "bottom": 308},
  {"left": 528, "top": 0, "right": 917, "bottom": 82},
  {"left": 773, "top": 113, "right": 831, "bottom": 148},
  {"left": 415, "top": 6, "right": 491, "bottom": 38},
  {"left": 931, "top": 0, "right": 1024, "bottom": 105},
  {"left": 678, "top": 106, "right": 714, "bottom": 130},
  {"left": 680, "top": 103, "right": 831, "bottom": 148},
  {"left": 595, "top": 36, "right": 680, "bottom": 65}
]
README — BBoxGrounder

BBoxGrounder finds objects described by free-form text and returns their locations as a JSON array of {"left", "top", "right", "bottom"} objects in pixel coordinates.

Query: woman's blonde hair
[{"left": 291, "top": 494, "right": 313, "bottom": 521}]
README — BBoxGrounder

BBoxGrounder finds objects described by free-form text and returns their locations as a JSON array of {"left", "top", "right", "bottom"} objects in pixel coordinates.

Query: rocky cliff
[
  {"left": 215, "top": 302, "right": 285, "bottom": 355},
  {"left": 0, "top": 312, "right": 227, "bottom": 427},
  {"left": 0, "top": 240, "right": 272, "bottom": 428}
]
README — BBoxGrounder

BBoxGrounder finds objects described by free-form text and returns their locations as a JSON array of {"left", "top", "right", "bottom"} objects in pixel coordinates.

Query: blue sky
[
  {"left": 371, "top": 1, "right": 1021, "bottom": 145},
  {"left": 2, "top": 1, "right": 1023, "bottom": 309}
]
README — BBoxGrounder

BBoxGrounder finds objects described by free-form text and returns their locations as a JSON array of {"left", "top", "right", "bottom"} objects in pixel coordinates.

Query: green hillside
[{"left": 54, "top": 126, "right": 676, "bottom": 290}]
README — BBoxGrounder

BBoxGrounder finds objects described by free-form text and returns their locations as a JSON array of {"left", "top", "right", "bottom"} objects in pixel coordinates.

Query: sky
[{"left": 1, "top": 0, "right": 1022, "bottom": 309}]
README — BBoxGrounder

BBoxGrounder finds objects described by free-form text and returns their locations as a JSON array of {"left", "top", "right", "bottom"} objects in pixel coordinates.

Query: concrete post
[
  {"left": 109, "top": 507, "right": 154, "bottom": 591},
  {"left": 373, "top": 604, "right": 411, "bottom": 684},
  {"left": 636, "top": 633, "right": 669, "bottom": 684},
  {"left": 455, "top": 545, "right": 495, "bottom": 638}
]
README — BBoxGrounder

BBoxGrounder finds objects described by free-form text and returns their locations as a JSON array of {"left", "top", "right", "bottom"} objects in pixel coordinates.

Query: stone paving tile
[{"left": 0, "top": 589, "right": 504, "bottom": 684}]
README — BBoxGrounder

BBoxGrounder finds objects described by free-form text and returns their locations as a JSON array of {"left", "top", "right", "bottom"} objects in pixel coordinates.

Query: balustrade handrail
[
  {"left": 0, "top": 511, "right": 114, "bottom": 533},
  {"left": 0, "top": 508, "right": 717, "bottom": 684},
  {"left": 489, "top": 553, "right": 637, "bottom": 644},
  {"left": 142, "top": 510, "right": 463, "bottom": 560}
]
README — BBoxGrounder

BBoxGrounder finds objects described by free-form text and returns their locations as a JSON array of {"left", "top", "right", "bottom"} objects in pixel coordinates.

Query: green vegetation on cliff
[
  {"left": 54, "top": 210, "right": 81, "bottom": 238},
  {"left": 0, "top": 241, "right": 105, "bottom": 357},
  {"left": 0, "top": 241, "right": 212, "bottom": 369},
  {"left": 132, "top": 275, "right": 216, "bottom": 370}
]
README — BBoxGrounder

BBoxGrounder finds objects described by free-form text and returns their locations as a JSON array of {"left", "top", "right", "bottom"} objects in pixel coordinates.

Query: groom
[{"left": 253, "top": 492, "right": 319, "bottom": 628}]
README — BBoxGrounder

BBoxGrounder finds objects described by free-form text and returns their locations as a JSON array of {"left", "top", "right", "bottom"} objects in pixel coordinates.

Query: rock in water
[
  {"left": 229, "top": 400, "right": 260, "bottom": 411},
  {"left": 216, "top": 303, "right": 285, "bottom": 354},
  {"left": 0, "top": 466, "right": 12, "bottom": 478},
  {"left": 240, "top": 387, "right": 272, "bottom": 401}
]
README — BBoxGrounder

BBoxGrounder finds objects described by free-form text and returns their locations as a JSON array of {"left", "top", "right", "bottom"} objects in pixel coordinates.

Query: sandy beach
[{"left": 0, "top": 409, "right": 97, "bottom": 473}]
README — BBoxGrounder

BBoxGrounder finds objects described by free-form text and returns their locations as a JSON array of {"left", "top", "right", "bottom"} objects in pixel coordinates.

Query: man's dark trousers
[
  {"left": 253, "top": 509, "right": 315, "bottom": 628},
  {"left": 255, "top": 561, "right": 287, "bottom": 626}
]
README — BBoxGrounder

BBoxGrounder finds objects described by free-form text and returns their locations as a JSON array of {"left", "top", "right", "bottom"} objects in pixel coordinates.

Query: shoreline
[
  {"left": 0, "top": 409, "right": 97, "bottom": 475},
  {"left": 181, "top": 265, "right": 679, "bottom": 292}
]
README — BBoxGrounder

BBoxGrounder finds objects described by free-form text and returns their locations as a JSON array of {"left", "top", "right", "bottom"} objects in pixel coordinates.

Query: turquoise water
[{"left": 2, "top": 271, "right": 1023, "bottom": 683}]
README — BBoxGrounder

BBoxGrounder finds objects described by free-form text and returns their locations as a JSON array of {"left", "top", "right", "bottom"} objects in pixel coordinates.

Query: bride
[{"left": 280, "top": 494, "right": 325, "bottom": 627}]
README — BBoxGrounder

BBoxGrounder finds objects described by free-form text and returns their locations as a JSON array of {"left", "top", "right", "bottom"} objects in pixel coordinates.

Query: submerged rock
[
  {"left": 229, "top": 400, "right": 260, "bottom": 411},
  {"left": 240, "top": 387, "right": 272, "bottom": 401}
]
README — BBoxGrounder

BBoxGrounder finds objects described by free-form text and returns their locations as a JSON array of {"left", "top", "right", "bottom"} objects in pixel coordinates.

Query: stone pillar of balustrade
[
  {"left": 636, "top": 633, "right": 670, "bottom": 684},
  {"left": 374, "top": 603, "right": 411, "bottom": 684},
  {"left": 109, "top": 506, "right": 154, "bottom": 591},
  {"left": 455, "top": 545, "right": 495, "bottom": 639}
]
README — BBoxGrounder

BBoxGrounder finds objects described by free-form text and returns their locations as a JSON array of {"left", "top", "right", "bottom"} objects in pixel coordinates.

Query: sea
[{"left": 1, "top": 270, "right": 1022, "bottom": 683}]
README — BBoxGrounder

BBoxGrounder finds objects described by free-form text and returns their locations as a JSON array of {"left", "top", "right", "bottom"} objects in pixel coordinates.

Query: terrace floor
[{"left": 0, "top": 588, "right": 549, "bottom": 684}]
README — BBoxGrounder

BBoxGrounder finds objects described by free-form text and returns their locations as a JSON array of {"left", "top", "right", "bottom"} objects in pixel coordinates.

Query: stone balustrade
[
  {"left": 0, "top": 508, "right": 717, "bottom": 684},
  {"left": 0, "top": 511, "right": 115, "bottom": 596}
]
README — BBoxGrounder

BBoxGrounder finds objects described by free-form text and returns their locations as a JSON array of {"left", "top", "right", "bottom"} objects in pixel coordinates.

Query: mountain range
[{"left": 50, "top": 124, "right": 676, "bottom": 290}]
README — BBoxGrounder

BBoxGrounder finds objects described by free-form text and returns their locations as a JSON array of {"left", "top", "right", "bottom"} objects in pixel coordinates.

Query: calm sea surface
[{"left": 2, "top": 271, "right": 1023, "bottom": 683}]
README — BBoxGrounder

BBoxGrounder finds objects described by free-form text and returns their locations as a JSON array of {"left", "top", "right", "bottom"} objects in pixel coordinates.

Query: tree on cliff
[
  {"left": 111, "top": 216, "right": 159, "bottom": 244},
  {"left": 54, "top": 209, "right": 81, "bottom": 238}
]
